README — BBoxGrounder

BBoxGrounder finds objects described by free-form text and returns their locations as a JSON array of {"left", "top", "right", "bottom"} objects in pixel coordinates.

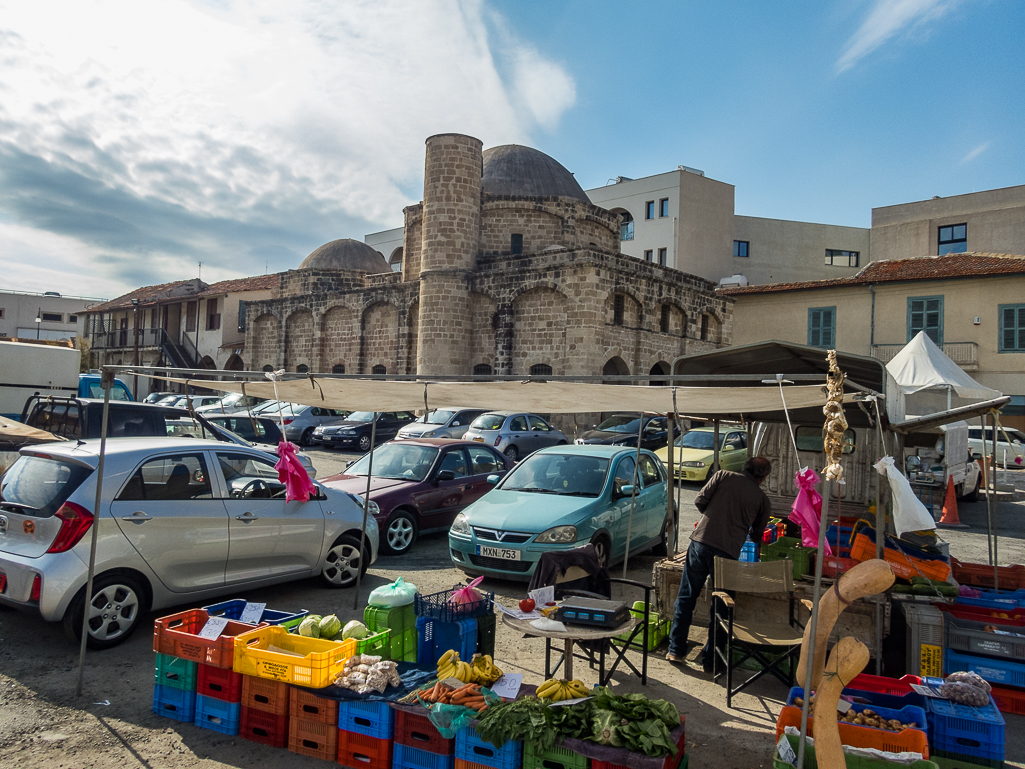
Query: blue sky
[{"left": 0, "top": 0, "right": 1022, "bottom": 299}]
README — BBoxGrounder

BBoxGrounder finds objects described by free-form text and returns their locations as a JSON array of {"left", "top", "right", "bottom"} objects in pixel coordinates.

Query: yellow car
[{"left": 654, "top": 425, "right": 748, "bottom": 482}]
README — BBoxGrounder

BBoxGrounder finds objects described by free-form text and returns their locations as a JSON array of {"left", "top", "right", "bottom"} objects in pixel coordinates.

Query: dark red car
[{"left": 320, "top": 439, "right": 511, "bottom": 555}]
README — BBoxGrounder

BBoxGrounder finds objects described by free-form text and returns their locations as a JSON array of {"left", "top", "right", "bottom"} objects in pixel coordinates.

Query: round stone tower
[{"left": 416, "top": 133, "right": 483, "bottom": 375}]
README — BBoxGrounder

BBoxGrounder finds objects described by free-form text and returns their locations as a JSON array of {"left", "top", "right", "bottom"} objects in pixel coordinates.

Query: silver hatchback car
[
  {"left": 396, "top": 407, "right": 489, "bottom": 440},
  {"left": 0, "top": 438, "right": 378, "bottom": 648},
  {"left": 253, "top": 401, "right": 350, "bottom": 446},
  {"left": 462, "top": 411, "right": 569, "bottom": 462}
]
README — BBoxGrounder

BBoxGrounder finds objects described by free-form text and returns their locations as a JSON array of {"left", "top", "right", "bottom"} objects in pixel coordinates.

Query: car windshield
[
  {"left": 255, "top": 401, "right": 300, "bottom": 417},
  {"left": 502, "top": 453, "right": 610, "bottom": 497},
  {"left": 596, "top": 415, "right": 641, "bottom": 434},
  {"left": 675, "top": 431, "right": 721, "bottom": 450},
  {"left": 216, "top": 393, "right": 245, "bottom": 408},
  {"left": 166, "top": 418, "right": 253, "bottom": 446},
  {"left": 346, "top": 443, "right": 439, "bottom": 481},
  {"left": 471, "top": 414, "right": 505, "bottom": 430},
  {"left": 418, "top": 410, "right": 455, "bottom": 425},
  {"left": 345, "top": 411, "right": 376, "bottom": 423}
]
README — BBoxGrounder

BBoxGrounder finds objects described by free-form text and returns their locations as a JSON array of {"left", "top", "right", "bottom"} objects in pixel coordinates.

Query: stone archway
[
  {"left": 602, "top": 356, "right": 630, "bottom": 383},
  {"left": 649, "top": 361, "right": 670, "bottom": 386},
  {"left": 225, "top": 354, "right": 244, "bottom": 371}
]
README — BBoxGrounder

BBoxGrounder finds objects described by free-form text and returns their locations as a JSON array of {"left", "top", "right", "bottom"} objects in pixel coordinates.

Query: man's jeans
[{"left": 667, "top": 540, "right": 735, "bottom": 659}]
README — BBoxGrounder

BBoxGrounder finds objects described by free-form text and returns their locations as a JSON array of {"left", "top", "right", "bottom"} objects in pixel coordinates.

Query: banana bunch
[
  {"left": 469, "top": 654, "right": 503, "bottom": 685},
  {"left": 536, "top": 678, "right": 590, "bottom": 702},
  {"left": 437, "top": 650, "right": 473, "bottom": 682}
]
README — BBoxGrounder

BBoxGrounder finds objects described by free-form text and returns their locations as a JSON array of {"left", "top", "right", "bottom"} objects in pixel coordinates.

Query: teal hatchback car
[{"left": 448, "top": 445, "right": 672, "bottom": 581}]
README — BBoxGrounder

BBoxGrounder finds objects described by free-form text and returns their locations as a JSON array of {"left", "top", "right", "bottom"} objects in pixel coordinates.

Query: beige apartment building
[{"left": 722, "top": 253, "right": 1025, "bottom": 428}]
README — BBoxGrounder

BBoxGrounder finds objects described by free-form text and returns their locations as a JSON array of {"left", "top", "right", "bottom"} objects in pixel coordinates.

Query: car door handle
[
  {"left": 122, "top": 511, "right": 152, "bottom": 523},
  {"left": 463, "top": 484, "right": 472, "bottom": 490},
  {"left": 235, "top": 512, "right": 259, "bottom": 523}
]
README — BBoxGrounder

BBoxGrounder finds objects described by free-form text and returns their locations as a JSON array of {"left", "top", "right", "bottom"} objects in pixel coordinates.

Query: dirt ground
[{"left": 1, "top": 448, "right": 1023, "bottom": 768}]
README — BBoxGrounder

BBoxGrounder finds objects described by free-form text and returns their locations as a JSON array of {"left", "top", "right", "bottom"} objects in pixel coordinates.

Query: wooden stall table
[{"left": 500, "top": 612, "right": 642, "bottom": 685}]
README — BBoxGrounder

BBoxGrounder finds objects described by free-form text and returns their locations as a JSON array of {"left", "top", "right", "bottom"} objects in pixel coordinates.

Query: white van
[{"left": 968, "top": 426, "right": 1025, "bottom": 466}]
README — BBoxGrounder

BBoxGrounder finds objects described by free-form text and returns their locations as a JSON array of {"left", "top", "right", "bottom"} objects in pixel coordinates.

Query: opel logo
[{"left": 0, "top": 516, "right": 6, "bottom": 536}]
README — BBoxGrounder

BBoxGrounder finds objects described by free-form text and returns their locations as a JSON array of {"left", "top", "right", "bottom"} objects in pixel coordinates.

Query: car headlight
[
  {"left": 681, "top": 461, "right": 706, "bottom": 468},
  {"left": 450, "top": 514, "right": 471, "bottom": 537},
  {"left": 574, "top": 438, "right": 584, "bottom": 444},
  {"left": 349, "top": 494, "right": 379, "bottom": 516},
  {"left": 534, "top": 525, "right": 577, "bottom": 544},
  {"left": 340, "top": 430, "right": 356, "bottom": 436}
]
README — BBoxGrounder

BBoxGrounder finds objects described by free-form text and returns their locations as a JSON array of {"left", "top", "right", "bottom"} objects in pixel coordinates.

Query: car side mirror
[
  {"left": 487, "top": 474, "right": 501, "bottom": 485},
  {"left": 615, "top": 484, "right": 635, "bottom": 499},
  {"left": 437, "top": 470, "right": 456, "bottom": 482},
  {"left": 345, "top": 460, "right": 354, "bottom": 469},
  {"left": 722, "top": 445, "right": 735, "bottom": 452}
]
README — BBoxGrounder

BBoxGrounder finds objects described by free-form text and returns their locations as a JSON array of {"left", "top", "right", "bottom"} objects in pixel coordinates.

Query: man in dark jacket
[{"left": 666, "top": 456, "right": 773, "bottom": 670}]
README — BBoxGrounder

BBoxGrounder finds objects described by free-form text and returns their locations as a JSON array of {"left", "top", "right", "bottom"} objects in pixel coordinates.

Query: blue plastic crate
[
  {"left": 739, "top": 539, "right": 758, "bottom": 563},
  {"left": 842, "top": 686, "right": 928, "bottom": 712},
  {"left": 927, "top": 696, "right": 1004, "bottom": 754},
  {"left": 152, "top": 683, "right": 196, "bottom": 722},
  {"left": 933, "top": 734, "right": 1004, "bottom": 764},
  {"left": 394, "top": 742, "right": 456, "bottom": 769},
  {"left": 202, "top": 598, "right": 308, "bottom": 627},
  {"left": 416, "top": 617, "right": 477, "bottom": 666},
  {"left": 338, "top": 698, "right": 395, "bottom": 739},
  {"left": 955, "top": 587, "right": 1025, "bottom": 610},
  {"left": 455, "top": 726, "right": 521, "bottom": 769},
  {"left": 945, "top": 647, "right": 1025, "bottom": 687},
  {"left": 416, "top": 586, "right": 494, "bottom": 623},
  {"left": 786, "top": 688, "right": 927, "bottom": 738},
  {"left": 194, "top": 694, "right": 241, "bottom": 735}
]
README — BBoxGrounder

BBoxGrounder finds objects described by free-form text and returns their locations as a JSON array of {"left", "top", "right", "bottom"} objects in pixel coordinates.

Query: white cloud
[
  {"left": 0, "top": 0, "right": 577, "bottom": 296},
  {"left": 837, "top": 0, "right": 962, "bottom": 73},
  {"left": 961, "top": 142, "right": 990, "bottom": 163}
]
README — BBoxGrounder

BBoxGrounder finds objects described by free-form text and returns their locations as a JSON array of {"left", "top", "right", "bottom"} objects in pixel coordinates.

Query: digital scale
[{"left": 554, "top": 597, "right": 629, "bottom": 629}]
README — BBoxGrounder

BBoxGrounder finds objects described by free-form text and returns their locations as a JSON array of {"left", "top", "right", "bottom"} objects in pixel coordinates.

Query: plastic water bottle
[{"left": 740, "top": 537, "right": 758, "bottom": 562}]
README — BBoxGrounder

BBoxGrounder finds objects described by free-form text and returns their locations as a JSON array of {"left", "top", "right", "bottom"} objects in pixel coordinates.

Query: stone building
[{"left": 243, "top": 134, "right": 732, "bottom": 419}]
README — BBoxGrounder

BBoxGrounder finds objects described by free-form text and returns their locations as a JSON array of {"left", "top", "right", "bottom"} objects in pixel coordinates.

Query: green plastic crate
[
  {"left": 774, "top": 734, "right": 938, "bottom": 769},
  {"left": 761, "top": 536, "right": 815, "bottom": 580},
  {"left": 931, "top": 756, "right": 1003, "bottom": 769},
  {"left": 477, "top": 611, "right": 496, "bottom": 657},
  {"left": 355, "top": 628, "right": 391, "bottom": 659},
  {"left": 365, "top": 603, "right": 415, "bottom": 660},
  {"left": 524, "top": 741, "right": 590, "bottom": 769},
  {"left": 154, "top": 653, "right": 197, "bottom": 691},
  {"left": 613, "top": 601, "right": 668, "bottom": 651},
  {"left": 401, "top": 626, "right": 418, "bottom": 662}
]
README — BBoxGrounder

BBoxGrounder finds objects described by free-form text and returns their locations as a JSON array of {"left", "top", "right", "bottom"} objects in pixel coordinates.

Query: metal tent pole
[
  {"left": 985, "top": 414, "right": 995, "bottom": 567},
  {"left": 672, "top": 389, "right": 681, "bottom": 556},
  {"left": 76, "top": 368, "right": 113, "bottom": 697},
  {"left": 990, "top": 413, "right": 999, "bottom": 589},
  {"left": 667, "top": 408, "right": 676, "bottom": 558},
  {"left": 622, "top": 413, "right": 645, "bottom": 579},
  {"left": 712, "top": 419, "right": 720, "bottom": 473},
  {"left": 354, "top": 413, "right": 378, "bottom": 610}
]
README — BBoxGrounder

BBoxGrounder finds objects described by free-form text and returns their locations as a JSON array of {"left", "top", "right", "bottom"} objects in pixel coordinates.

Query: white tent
[{"left": 886, "top": 331, "right": 1001, "bottom": 402}]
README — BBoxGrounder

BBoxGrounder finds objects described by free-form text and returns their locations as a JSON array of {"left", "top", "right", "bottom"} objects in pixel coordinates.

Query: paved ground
[{"left": 1, "top": 445, "right": 1022, "bottom": 768}]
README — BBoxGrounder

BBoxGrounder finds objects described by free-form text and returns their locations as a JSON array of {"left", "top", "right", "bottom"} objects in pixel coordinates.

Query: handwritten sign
[
  {"left": 494, "top": 602, "right": 541, "bottom": 621},
  {"left": 910, "top": 683, "right": 948, "bottom": 699},
  {"left": 776, "top": 734, "right": 797, "bottom": 765},
  {"left": 550, "top": 696, "right": 592, "bottom": 708},
  {"left": 197, "top": 616, "right": 230, "bottom": 640},
  {"left": 239, "top": 602, "right": 266, "bottom": 624},
  {"left": 529, "top": 585, "right": 555, "bottom": 607},
  {"left": 490, "top": 673, "right": 522, "bottom": 700}
]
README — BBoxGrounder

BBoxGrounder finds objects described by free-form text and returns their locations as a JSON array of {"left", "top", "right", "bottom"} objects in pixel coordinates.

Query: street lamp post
[
  {"left": 131, "top": 299, "right": 140, "bottom": 399},
  {"left": 35, "top": 308, "right": 41, "bottom": 339}
]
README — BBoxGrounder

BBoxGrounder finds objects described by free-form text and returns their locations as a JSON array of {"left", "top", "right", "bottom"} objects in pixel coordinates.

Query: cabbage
[
  {"left": 319, "top": 614, "right": 342, "bottom": 639},
  {"left": 298, "top": 616, "right": 322, "bottom": 638},
  {"left": 342, "top": 620, "right": 368, "bottom": 640}
]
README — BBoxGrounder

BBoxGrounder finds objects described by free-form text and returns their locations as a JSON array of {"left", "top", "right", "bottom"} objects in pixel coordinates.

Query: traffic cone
[{"left": 937, "top": 477, "right": 968, "bottom": 528}]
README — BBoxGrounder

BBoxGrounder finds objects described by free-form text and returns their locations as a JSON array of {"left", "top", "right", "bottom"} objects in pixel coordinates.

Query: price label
[
  {"left": 529, "top": 585, "right": 555, "bottom": 607},
  {"left": 490, "top": 673, "right": 522, "bottom": 700},
  {"left": 198, "top": 616, "right": 229, "bottom": 640},
  {"left": 836, "top": 699, "right": 853, "bottom": 714},
  {"left": 239, "top": 602, "right": 266, "bottom": 624},
  {"left": 550, "top": 696, "right": 591, "bottom": 708},
  {"left": 441, "top": 677, "right": 465, "bottom": 688},
  {"left": 910, "top": 684, "right": 948, "bottom": 698},
  {"left": 776, "top": 734, "right": 797, "bottom": 765}
]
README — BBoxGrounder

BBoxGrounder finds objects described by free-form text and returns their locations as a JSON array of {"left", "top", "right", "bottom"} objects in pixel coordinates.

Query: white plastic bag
[
  {"left": 873, "top": 456, "right": 936, "bottom": 536},
  {"left": 368, "top": 576, "right": 418, "bottom": 607}
]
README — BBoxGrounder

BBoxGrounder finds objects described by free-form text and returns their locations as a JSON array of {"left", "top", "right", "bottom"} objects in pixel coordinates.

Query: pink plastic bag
[
  {"left": 448, "top": 576, "right": 483, "bottom": 612},
  {"left": 274, "top": 440, "right": 316, "bottom": 503},
  {"left": 791, "top": 467, "right": 831, "bottom": 555}
]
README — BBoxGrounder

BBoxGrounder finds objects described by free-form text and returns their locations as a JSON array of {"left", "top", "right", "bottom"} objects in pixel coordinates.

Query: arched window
[
  {"left": 617, "top": 210, "right": 634, "bottom": 241},
  {"left": 389, "top": 248, "right": 403, "bottom": 272},
  {"left": 296, "top": 364, "right": 309, "bottom": 373},
  {"left": 529, "top": 364, "right": 552, "bottom": 376},
  {"left": 473, "top": 363, "right": 493, "bottom": 376},
  {"left": 262, "top": 364, "right": 274, "bottom": 372},
  {"left": 332, "top": 364, "right": 346, "bottom": 374},
  {"left": 613, "top": 294, "right": 625, "bottom": 326},
  {"left": 372, "top": 365, "right": 387, "bottom": 375},
  {"left": 700, "top": 314, "right": 710, "bottom": 341}
]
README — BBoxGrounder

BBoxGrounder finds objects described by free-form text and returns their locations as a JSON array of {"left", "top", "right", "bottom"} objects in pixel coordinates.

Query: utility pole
[{"left": 132, "top": 298, "right": 140, "bottom": 398}]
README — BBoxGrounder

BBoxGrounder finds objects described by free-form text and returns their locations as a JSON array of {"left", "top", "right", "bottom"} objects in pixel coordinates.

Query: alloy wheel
[
  {"left": 322, "top": 541, "right": 362, "bottom": 587},
  {"left": 387, "top": 518, "right": 415, "bottom": 553},
  {"left": 358, "top": 434, "right": 372, "bottom": 452},
  {"left": 87, "top": 583, "right": 140, "bottom": 642}
]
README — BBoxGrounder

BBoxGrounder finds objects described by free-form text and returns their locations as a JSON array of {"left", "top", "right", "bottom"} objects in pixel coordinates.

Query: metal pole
[
  {"left": 76, "top": 368, "right": 113, "bottom": 696},
  {"left": 622, "top": 412, "right": 645, "bottom": 579},
  {"left": 132, "top": 301, "right": 140, "bottom": 399},
  {"left": 672, "top": 389, "right": 681, "bottom": 557},
  {"left": 873, "top": 422, "right": 885, "bottom": 674},
  {"left": 796, "top": 480, "right": 832, "bottom": 769},
  {"left": 991, "top": 413, "right": 999, "bottom": 589},
  {"left": 712, "top": 419, "right": 720, "bottom": 473},
  {"left": 667, "top": 411, "right": 676, "bottom": 558},
  {"left": 985, "top": 414, "right": 995, "bottom": 567},
  {"left": 354, "top": 412, "right": 378, "bottom": 610}
]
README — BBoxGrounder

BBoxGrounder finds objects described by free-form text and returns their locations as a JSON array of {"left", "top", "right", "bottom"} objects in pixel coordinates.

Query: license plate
[
  {"left": 473, "top": 437, "right": 484, "bottom": 442},
  {"left": 476, "top": 545, "right": 521, "bottom": 561}
]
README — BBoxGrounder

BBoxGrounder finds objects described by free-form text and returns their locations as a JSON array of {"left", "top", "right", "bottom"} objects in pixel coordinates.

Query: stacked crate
[
  {"left": 239, "top": 676, "right": 291, "bottom": 748},
  {"left": 153, "top": 653, "right": 198, "bottom": 723},
  {"left": 365, "top": 602, "right": 418, "bottom": 662},
  {"left": 455, "top": 725, "right": 522, "bottom": 769},
  {"left": 927, "top": 694, "right": 1006, "bottom": 767},
  {"left": 289, "top": 687, "right": 340, "bottom": 761},
  {"left": 338, "top": 699, "right": 395, "bottom": 769},
  {"left": 903, "top": 603, "right": 944, "bottom": 678},
  {"left": 392, "top": 701, "right": 456, "bottom": 769},
  {"left": 413, "top": 586, "right": 495, "bottom": 666},
  {"left": 195, "top": 663, "right": 243, "bottom": 734}
]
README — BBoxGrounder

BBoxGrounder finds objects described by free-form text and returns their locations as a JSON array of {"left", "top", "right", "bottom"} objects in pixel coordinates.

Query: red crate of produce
[
  {"left": 775, "top": 705, "right": 929, "bottom": 758},
  {"left": 289, "top": 686, "right": 339, "bottom": 725},
  {"left": 991, "top": 685, "right": 1025, "bottom": 716},
  {"left": 288, "top": 715, "right": 338, "bottom": 761},
  {"left": 197, "top": 663, "right": 243, "bottom": 702},
  {"left": 240, "top": 675, "right": 290, "bottom": 715},
  {"left": 821, "top": 554, "right": 859, "bottom": 579},
  {"left": 848, "top": 673, "right": 922, "bottom": 696},
  {"left": 339, "top": 728, "right": 394, "bottom": 769},
  {"left": 153, "top": 609, "right": 256, "bottom": 668},
  {"left": 393, "top": 702, "right": 455, "bottom": 755},
  {"left": 952, "top": 558, "right": 1025, "bottom": 591},
  {"left": 938, "top": 603, "right": 1025, "bottom": 627},
  {"left": 240, "top": 706, "right": 289, "bottom": 748}
]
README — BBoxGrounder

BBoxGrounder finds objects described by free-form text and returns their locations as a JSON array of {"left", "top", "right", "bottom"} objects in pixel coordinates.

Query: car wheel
[
  {"left": 651, "top": 513, "right": 674, "bottom": 556},
  {"left": 382, "top": 510, "right": 418, "bottom": 555},
  {"left": 358, "top": 434, "right": 372, "bottom": 452},
  {"left": 504, "top": 445, "right": 519, "bottom": 462},
  {"left": 320, "top": 534, "right": 368, "bottom": 588},
  {"left": 590, "top": 534, "right": 611, "bottom": 568},
  {"left": 963, "top": 474, "right": 981, "bottom": 503},
  {"left": 62, "top": 572, "right": 148, "bottom": 650},
  {"left": 301, "top": 427, "right": 314, "bottom": 447}
]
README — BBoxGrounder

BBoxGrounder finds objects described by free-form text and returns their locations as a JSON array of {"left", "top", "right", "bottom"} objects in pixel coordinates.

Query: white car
[
  {"left": 968, "top": 426, "right": 1025, "bottom": 467},
  {"left": 0, "top": 438, "right": 378, "bottom": 649}
]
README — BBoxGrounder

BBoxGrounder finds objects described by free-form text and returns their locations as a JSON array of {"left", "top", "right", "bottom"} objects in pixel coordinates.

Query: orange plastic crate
[
  {"left": 339, "top": 728, "right": 393, "bottom": 769},
  {"left": 153, "top": 609, "right": 257, "bottom": 668},
  {"left": 775, "top": 705, "right": 929, "bottom": 758},
  {"left": 952, "top": 559, "right": 1025, "bottom": 590},
  {"left": 289, "top": 686, "right": 339, "bottom": 724},
  {"left": 850, "top": 532, "right": 951, "bottom": 582},
  {"left": 240, "top": 675, "right": 290, "bottom": 715},
  {"left": 991, "top": 685, "right": 1025, "bottom": 716},
  {"left": 288, "top": 715, "right": 338, "bottom": 761}
]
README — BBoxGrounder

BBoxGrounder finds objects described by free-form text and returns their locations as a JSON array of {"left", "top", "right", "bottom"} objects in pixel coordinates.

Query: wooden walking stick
[{"left": 813, "top": 637, "right": 871, "bottom": 769}]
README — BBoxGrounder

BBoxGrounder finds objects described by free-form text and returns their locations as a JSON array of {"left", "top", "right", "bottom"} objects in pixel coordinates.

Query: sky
[{"left": 0, "top": 0, "right": 1022, "bottom": 300}]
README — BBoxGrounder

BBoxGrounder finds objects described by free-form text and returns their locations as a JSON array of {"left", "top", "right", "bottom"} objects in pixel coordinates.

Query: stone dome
[
  {"left": 299, "top": 239, "right": 390, "bottom": 273},
  {"left": 481, "top": 145, "right": 589, "bottom": 203}
]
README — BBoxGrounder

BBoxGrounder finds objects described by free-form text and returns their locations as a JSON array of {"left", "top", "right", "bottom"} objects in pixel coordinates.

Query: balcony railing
[
  {"left": 89, "top": 327, "right": 171, "bottom": 351},
  {"left": 871, "top": 341, "right": 979, "bottom": 370}
]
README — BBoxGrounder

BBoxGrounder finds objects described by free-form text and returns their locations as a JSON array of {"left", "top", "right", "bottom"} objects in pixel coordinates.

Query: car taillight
[
  {"left": 282, "top": 418, "right": 294, "bottom": 425},
  {"left": 494, "top": 436, "right": 502, "bottom": 447},
  {"left": 30, "top": 574, "right": 41, "bottom": 601},
  {"left": 46, "top": 502, "right": 94, "bottom": 554}
]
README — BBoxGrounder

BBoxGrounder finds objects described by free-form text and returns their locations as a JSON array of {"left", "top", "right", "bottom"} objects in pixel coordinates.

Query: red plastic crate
[
  {"left": 240, "top": 706, "right": 289, "bottom": 748},
  {"left": 153, "top": 609, "right": 256, "bottom": 668},
  {"left": 821, "top": 554, "right": 859, "bottom": 579},
  {"left": 288, "top": 715, "right": 338, "bottom": 761},
  {"left": 393, "top": 702, "right": 455, "bottom": 755},
  {"left": 938, "top": 603, "right": 1025, "bottom": 627},
  {"left": 991, "top": 685, "right": 1025, "bottom": 716},
  {"left": 197, "top": 663, "right": 243, "bottom": 702},
  {"left": 289, "top": 686, "right": 338, "bottom": 724},
  {"left": 952, "top": 559, "right": 1025, "bottom": 590},
  {"left": 240, "top": 675, "right": 290, "bottom": 715},
  {"left": 589, "top": 719, "right": 686, "bottom": 769},
  {"left": 848, "top": 673, "right": 922, "bottom": 696},
  {"left": 339, "top": 728, "right": 394, "bottom": 769},
  {"left": 775, "top": 705, "right": 929, "bottom": 758}
]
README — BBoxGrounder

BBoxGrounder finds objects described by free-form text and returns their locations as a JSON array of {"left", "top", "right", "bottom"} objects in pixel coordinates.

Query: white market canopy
[{"left": 886, "top": 331, "right": 1001, "bottom": 401}]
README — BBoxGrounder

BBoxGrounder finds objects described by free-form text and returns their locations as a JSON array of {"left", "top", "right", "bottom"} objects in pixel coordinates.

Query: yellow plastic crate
[{"left": 233, "top": 626, "right": 356, "bottom": 687}]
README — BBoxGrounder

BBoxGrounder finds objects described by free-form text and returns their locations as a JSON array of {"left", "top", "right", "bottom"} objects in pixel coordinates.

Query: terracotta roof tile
[
  {"left": 719, "top": 252, "right": 1025, "bottom": 296},
  {"left": 200, "top": 274, "right": 281, "bottom": 296},
  {"left": 85, "top": 273, "right": 282, "bottom": 312}
]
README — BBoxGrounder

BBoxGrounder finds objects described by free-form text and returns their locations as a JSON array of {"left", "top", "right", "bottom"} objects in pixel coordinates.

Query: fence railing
[{"left": 871, "top": 340, "right": 979, "bottom": 369}]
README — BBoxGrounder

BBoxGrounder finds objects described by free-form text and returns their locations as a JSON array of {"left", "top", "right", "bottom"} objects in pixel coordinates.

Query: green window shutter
[
  {"left": 808, "top": 309, "right": 820, "bottom": 347},
  {"left": 908, "top": 296, "right": 943, "bottom": 344},
  {"left": 823, "top": 308, "right": 835, "bottom": 347}
]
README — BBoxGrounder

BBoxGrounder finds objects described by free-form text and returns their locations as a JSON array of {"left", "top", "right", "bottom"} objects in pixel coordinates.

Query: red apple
[{"left": 519, "top": 598, "right": 536, "bottom": 612}]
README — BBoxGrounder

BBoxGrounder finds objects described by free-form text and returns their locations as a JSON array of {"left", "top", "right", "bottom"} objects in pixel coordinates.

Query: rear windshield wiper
[
  {"left": 509, "top": 488, "right": 560, "bottom": 494},
  {"left": 1, "top": 501, "right": 39, "bottom": 512}
]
